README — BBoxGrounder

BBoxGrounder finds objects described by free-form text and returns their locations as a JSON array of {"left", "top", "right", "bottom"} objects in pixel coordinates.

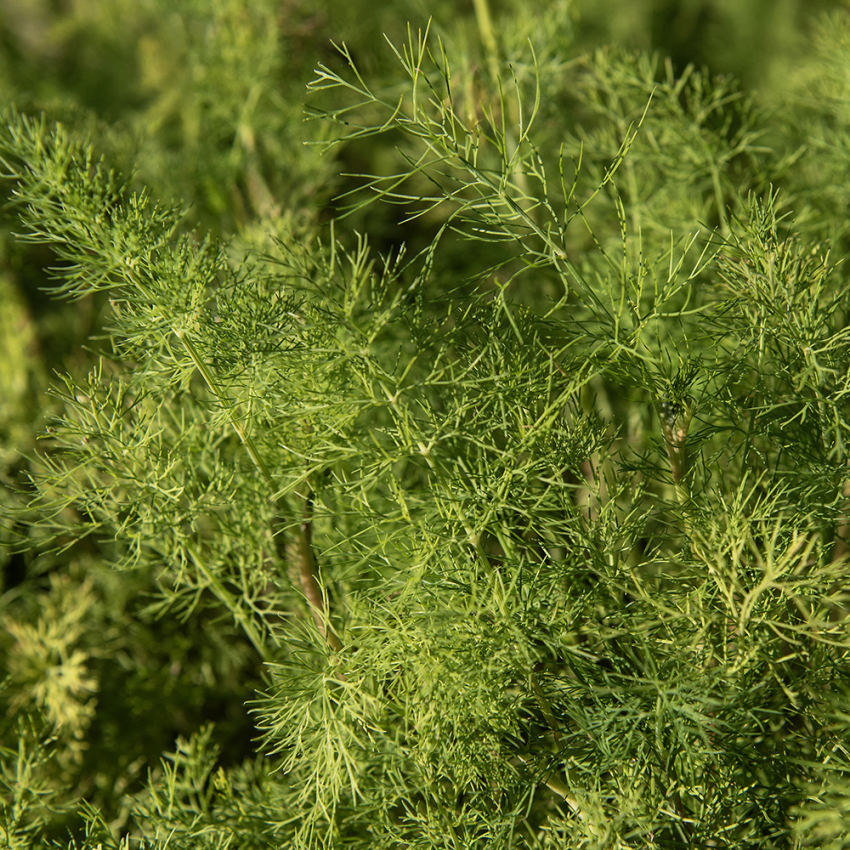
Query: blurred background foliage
[{"left": 2, "top": 0, "right": 850, "bottom": 842}]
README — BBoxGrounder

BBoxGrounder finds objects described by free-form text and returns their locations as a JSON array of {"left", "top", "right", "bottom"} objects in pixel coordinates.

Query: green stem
[
  {"left": 186, "top": 542, "right": 272, "bottom": 663},
  {"left": 176, "top": 329, "right": 340, "bottom": 652},
  {"left": 472, "top": 0, "right": 499, "bottom": 83},
  {"left": 515, "top": 755, "right": 598, "bottom": 832},
  {"left": 832, "top": 466, "right": 850, "bottom": 563},
  {"left": 529, "top": 669, "right": 560, "bottom": 741},
  {"left": 177, "top": 332, "right": 277, "bottom": 495}
]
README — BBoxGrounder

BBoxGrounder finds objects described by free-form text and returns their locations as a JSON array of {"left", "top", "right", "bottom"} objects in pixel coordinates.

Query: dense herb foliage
[{"left": 3, "top": 1, "right": 850, "bottom": 848}]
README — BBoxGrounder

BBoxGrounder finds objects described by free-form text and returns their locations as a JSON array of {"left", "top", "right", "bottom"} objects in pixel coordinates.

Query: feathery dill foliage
[{"left": 3, "top": 3, "right": 850, "bottom": 849}]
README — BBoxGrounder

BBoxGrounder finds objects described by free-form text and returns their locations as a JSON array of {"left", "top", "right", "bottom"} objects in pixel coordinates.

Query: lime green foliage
[{"left": 3, "top": 1, "right": 850, "bottom": 848}]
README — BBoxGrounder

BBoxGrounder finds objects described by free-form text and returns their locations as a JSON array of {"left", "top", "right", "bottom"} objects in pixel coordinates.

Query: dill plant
[{"left": 2, "top": 3, "right": 850, "bottom": 849}]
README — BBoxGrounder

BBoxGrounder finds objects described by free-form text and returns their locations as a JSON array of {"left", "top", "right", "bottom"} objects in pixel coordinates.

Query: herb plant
[{"left": 3, "top": 2, "right": 850, "bottom": 848}]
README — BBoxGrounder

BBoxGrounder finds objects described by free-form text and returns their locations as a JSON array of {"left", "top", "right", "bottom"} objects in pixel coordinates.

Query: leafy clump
[{"left": 3, "top": 2, "right": 850, "bottom": 848}]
